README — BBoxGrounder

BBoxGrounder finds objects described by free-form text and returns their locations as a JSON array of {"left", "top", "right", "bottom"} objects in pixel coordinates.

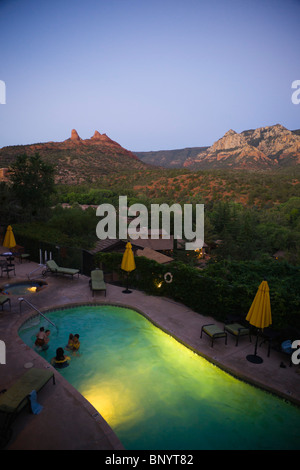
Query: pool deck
[{"left": 0, "top": 256, "right": 299, "bottom": 450}]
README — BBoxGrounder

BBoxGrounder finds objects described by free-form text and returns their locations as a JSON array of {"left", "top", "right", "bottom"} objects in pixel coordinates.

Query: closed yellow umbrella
[
  {"left": 3, "top": 225, "right": 16, "bottom": 250},
  {"left": 246, "top": 280, "right": 272, "bottom": 329},
  {"left": 121, "top": 242, "right": 136, "bottom": 293},
  {"left": 246, "top": 280, "right": 272, "bottom": 364},
  {"left": 121, "top": 242, "right": 136, "bottom": 272}
]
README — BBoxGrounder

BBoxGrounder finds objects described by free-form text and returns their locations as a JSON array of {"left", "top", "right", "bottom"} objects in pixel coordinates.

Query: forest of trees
[
  {"left": 1, "top": 153, "right": 299, "bottom": 328},
  {"left": 1, "top": 154, "right": 300, "bottom": 263}
]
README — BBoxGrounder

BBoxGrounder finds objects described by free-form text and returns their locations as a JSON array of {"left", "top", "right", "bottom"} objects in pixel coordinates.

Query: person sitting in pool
[
  {"left": 65, "top": 333, "right": 74, "bottom": 350},
  {"left": 42, "top": 330, "right": 51, "bottom": 350},
  {"left": 51, "top": 347, "right": 70, "bottom": 369},
  {"left": 35, "top": 327, "right": 46, "bottom": 348},
  {"left": 71, "top": 334, "right": 80, "bottom": 352}
]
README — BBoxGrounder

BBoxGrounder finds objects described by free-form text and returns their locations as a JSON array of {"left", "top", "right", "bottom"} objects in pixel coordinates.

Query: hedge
[{"left": 95, "top": 253, "right": 300, "bottom": 330}]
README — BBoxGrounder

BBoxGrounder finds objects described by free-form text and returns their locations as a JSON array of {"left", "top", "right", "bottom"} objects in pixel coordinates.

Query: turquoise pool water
[{"left": 19, "top": 305, "right": 300, "bottom": 450}]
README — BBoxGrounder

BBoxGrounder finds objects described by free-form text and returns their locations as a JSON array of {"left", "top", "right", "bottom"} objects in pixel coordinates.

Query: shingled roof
[{"left": 136, "top": 247, "right": 173, "bottom": 264}]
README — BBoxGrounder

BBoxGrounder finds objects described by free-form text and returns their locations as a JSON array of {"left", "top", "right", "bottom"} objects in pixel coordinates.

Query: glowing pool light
[{"left": 28, "top": 286, "right": 37, "bottom": 292}]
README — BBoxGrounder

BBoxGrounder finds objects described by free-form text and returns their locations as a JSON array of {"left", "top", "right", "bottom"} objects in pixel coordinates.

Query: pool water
[{"left": 19, "top": 305, "right": 300, "bottom": 450}]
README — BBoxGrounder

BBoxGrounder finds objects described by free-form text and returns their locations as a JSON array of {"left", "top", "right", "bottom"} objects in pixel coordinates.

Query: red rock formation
[
  {"left": 184, "top": 125, "right": 300, "bottom": 170},
  {"left": 0, "top": 129, "right": 144, "bottom": 183},
  {"left": 70, "top": 129, "right": 82, "bottom": 142}
]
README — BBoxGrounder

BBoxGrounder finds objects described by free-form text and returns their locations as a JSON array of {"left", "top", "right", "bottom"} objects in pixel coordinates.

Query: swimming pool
[{"left": 19, "top": 304, "right": 300, "bottom": 450}]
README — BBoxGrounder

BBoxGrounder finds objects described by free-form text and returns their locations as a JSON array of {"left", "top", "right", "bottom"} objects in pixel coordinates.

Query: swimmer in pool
[
  {"left": 35, "top": 327, "right": 46, "bottom": 348},
  {"left": 72, "top": 334, "right": 80, "bottom": 352},
  {"left": 42, "top": 330, "right": 51, "bottom": 350},
  {"left": 51, "top": 347, "right": 70, "bottom": 369},
  {"left": 66, "top": 333, "right": 74, "bottom": 350}
]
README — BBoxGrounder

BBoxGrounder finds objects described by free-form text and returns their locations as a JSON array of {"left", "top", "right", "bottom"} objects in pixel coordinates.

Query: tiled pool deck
[{"left": 0, "top": 257, "right": 299, "bottom": 450}]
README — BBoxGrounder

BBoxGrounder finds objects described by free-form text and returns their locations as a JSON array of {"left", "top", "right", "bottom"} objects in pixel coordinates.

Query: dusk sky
[{"left": 1, "top": 0, "right": 299, "bottom": 151}]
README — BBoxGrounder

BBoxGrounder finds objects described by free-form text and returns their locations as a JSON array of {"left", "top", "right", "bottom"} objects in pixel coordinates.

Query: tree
[
  {"left": 0, "top": 181, "right": 19, "bottom": 223},
  {"left": 8, "top": 153, "right": 55, "bottom": 220}
]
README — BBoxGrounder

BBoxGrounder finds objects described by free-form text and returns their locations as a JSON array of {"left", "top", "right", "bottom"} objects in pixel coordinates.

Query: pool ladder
[
  {"left": 27, "top": 264, "right": 46, "bottom": 280},
  {"left": 19, "top": 297, "right": 58, "bottom": 332}
]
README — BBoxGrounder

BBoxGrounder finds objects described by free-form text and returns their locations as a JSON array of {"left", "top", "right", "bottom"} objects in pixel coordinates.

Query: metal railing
[
  {"left": 19, "top": 297, "right": 58, "bottom": 332},
  {"left": 26, "top": 264, "right": 46, "bottom": 280}
]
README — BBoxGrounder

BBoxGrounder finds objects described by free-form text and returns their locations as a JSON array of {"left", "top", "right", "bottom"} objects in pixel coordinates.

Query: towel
[{"left": 28, "top": 390, "right": 43, "bottom": 414}]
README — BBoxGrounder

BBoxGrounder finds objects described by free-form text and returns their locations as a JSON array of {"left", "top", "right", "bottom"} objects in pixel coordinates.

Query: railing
[
  {"left": 27, "top": 264, "right": 46, "bottom": 280},
  {"left": 19, "top": 297, "right": 58, "bottom": 332}
]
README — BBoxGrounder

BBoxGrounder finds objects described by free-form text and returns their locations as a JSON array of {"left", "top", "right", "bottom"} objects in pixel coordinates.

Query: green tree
[
  {"left": 0, "top": 181, "right": 19, "bottom": 222},
  {"left": 8, "top": 153, "right": 55, "bottom": 220}
]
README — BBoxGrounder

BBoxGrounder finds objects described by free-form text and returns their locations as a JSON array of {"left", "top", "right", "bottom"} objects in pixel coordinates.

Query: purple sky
[{"left": 1, "top": 0, "right": 299, "bottom": 151}]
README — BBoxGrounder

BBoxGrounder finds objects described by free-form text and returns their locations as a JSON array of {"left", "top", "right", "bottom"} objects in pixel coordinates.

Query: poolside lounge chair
[
  {"left": 224, "top": 322, "right": 252, "bottom": 347},
  {"left": 200, "top": 323, "right": 227, "bottom": 347},
  {"left": 89, "top": 269, "right": 106, "bottom": 297},
  {"left": 0, "top": 368, "right": 55, "bottom": 448},
  {"left": 0, "top": 296, "right": 11, "bottom": 311},
  {"left": 44, "top": 260, "right": 79, "bottom": 279}
]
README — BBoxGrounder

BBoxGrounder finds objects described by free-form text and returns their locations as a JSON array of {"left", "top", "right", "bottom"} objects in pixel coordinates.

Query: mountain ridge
[
  {"left": 135, "top": 125, "right": 300, "bottom": 170},
  {"left": 0, "top": 129, "right": 146, "bottom": 184},
  {"left": 1, "top": 125, "right": 300, "bottom": 184}
]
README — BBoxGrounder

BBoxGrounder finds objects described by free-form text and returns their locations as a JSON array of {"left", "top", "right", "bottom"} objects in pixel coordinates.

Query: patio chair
[
  {"left": 89, "top": 269, "right": 106, "bottom": 297},
  {"left": 0, "top": 261, "right": 15, "bottom": 278},
  {"left": 224, "top": 322, "right": 252, "bottom": 346},
  {"left": 11, "top": 245, "right": 30, "bottom": 263},
  {"left": 0, "top": 296, "right": 11, "bottom": 311},
  {"left": 259, "top": 326, "right": 281, "bottom": 357},
  {"left": 0, "top": 368, "right": 55, "bottom": 448},
  {"left": 44, "top": 260, "right": 79, "bottom": 279},
  {"left": 19, "top": 253, "right": 30, "bottom": 263},
  {"left": 200, "top": 323, "right": 227, "bottom": 347}
]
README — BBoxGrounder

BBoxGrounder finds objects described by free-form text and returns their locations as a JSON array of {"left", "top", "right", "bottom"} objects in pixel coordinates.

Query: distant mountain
[
  {"left": 134, "top": 147, "right": 208, "bottom": 168},
  {"left": 135, "top": 125, "right": 300, "bottom": 170},
  {"left": 0, "top": 130, "right": 147, "bottom": 184},
  {"left": 2, "top": 125, "right": 300, "bottom": 184},
  {"left": 240, "top": 125, "right": 300, "bottom": 167}
]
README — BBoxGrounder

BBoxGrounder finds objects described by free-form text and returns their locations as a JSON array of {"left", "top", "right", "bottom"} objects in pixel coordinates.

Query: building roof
[
  {"left": 272, "top": 250, "right": 286, "bottom": 259},
  {"left": 176, "top": 239, "right": 208, "bottom": 249},
  {"left": 136, "top": 247, "right": 173, "bottom": 264},
  {"left": 88, "top": 239, "right": 125, "bottom": 254},
  {"left": 129, "top": 235, "right": 174, "bottom": 251},
  {"left": 90, "top": 232, "right": 175, "bottom": 255}
]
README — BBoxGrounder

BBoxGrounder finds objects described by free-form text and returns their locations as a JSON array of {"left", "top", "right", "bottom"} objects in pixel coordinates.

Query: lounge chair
[
  {"left": 224, "top": 322, "right": 252, "bottom": 346},
  {"left": 44, "top": 260, "right": 79, "bottom": 279},
  {"left": 0, "top": 368, "right": 55, "bottom": 448},
  {"left": 0, "top": 296, "right": 11, "bottom": 311},
  {"left": 200, "top": 323, "right": 227, "bottom": 347},
  {"left": 89, "top": 269, "right": 106, "bottom": 297}
]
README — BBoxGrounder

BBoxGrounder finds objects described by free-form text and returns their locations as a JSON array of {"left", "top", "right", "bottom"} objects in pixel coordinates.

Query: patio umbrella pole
[
  {"left": 122, "top": 272, "right": 132, "bottom": 294},
  {"left": 246, "top": 329, "right": 263, "bottom": 364},
  {"left": 121, "top": 241, "right": 135, "bottom": 294},
  {"left": 245, "top": 280, "right": 271, "bottom": 365}
]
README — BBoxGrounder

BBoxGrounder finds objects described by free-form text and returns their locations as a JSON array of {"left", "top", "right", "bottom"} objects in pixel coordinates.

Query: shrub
[{"left": 95, "top": 253, "right": 300, "bottom": 330}]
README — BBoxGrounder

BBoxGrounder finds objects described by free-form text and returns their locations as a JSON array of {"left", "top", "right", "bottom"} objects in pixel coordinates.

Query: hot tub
[{"left": 1, "top": 280, "right": 47, "bottom": 296}]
